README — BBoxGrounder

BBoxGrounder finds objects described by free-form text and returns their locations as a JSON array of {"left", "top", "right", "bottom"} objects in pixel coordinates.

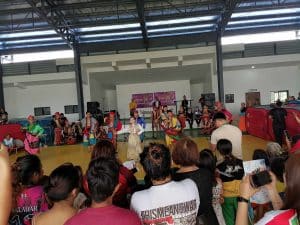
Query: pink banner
[
  {"left": 132, "top": 93, "right": 154, "bottom": 108},
  {"left": 154, "top": 91, "right": 176, "bottom": 106}
]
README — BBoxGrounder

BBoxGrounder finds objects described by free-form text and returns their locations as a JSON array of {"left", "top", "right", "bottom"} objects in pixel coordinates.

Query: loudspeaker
[{"left": 87, "top": 101, "right": 100, "bottom": 114}]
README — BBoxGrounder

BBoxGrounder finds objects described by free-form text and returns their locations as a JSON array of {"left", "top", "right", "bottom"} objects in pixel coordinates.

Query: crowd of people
[{"left": 1, "top": 94, "right": 300, "bottom": 225}]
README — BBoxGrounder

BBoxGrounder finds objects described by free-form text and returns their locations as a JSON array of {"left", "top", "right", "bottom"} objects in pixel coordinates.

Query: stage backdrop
[{"left": 132, "top": 91, "right": 176, "bottom": 108}]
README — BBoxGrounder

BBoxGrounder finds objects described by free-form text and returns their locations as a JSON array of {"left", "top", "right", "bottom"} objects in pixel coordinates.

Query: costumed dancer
[
  {"left": 52, "top": 112, "right": 63, "bottom": 145},
  {"left": 127, "top": 117, "right": 144, "bottom": 161},
  {"left": 162, "top": 110, "right": 181, "bottom": 147},
  {"left": 151, "top": 97, "right": 161, "bottom": 138},
  {"left": 133, "top": 110, "right": 146, "bottom": 142},
  {"left": 177, "top": 106, "right": 186, "bottom": 132},
  {"left": 201, "top": 105, "right": 212, "bottom": 134},
  {"left": 23, "top": 115, "right": 44, "bottom": 154},
  {"left": 105, "top": 112, "right": 122, "bottom": 149},
  {"left": 214, "top": 101, "right": 233, "bottom": 123},
  {"left": 129, "top": 98, "right": 137, "bottom": 117},
  {"left": 238, "top": 102, "right": 247, "bottom": 132},
  {"left": 81, "top": 111, "right": 98, "bottom": 151}
]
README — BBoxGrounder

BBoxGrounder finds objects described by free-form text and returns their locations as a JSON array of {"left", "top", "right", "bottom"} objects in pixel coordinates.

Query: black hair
[
  {"left": 87, "top": 158, "right": 120, "bottom": 203},
  {"left": 217, "top": 139, "right": 232, "bottom": 156},
  {"left": 45, "top": 163, "right": 80, "bottom": 202},
  {"left": 276, "top": 100, "right": 283, "bottom": 107},
  {"left": 270, "top": 156, "right": 288, "bottom": 183},
  {"left": 167, "top": 110, "right": 173, "bottom": 114},
  {"left": 12, "top": 155, "right": 43, "bottom": 207},
  {"left": 199, "top": 149, "right": 216, "bottom": 174},
  {"left": 291, "top": 135, "right": 300, "bottom": 146},
  {"left": 213, "top": 112, "right": 226, "bottom": 121},
  {"left": 253, "top": 149, "right": 270, "bottom": 168},
  {"left": 140, "top": 143, "right": 171, "bottom": 181}
]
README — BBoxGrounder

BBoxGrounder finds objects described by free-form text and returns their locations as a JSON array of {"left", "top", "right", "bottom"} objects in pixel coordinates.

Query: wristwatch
[{"left": 237, "top": 196, "right": 249, "bottom": 203}]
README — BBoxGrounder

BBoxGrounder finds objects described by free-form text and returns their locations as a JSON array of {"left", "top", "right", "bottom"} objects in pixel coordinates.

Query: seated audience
[
  {"left": 236, "top": 154, "right": 300, "bottom": 225},
  {"left": 199, "top": 149, "right": 226, "bottom": 225},
  {"left": 89, "top": 140, "right": 137, "bottom": 208},
  {"left": 172, "top": 138, "right": 219, "bottom": 225},
  {"left": 131, "top": 143, "right": 200, "bottom": 225},
  {"left": 270, "top": 156, "right": 288, "bottom": 198},
  {"left": 265, "top": 142, "right": 285, "bottom": 162},
  {"left": 32, "top": 164, "right": 80, "bottom": 225},
  {"left": 216, "top": 139, "right": 244, "bottom": 225},
  {"left": 73, "top": 165, "right": 89, "bottom": 209},
  {"left": 9, "top": 155, "right": 48, "bottom": 225},
  {"left": 0, "top": 145, "right": 11, "bottom": 225},
  {"left": 65, "top": 158, "right": 141, "bottom": 225},
  {"left": 3, "top": 133, "right": 14, "bottom": 148},
  {"left": 0, "top": 107, "right": 8, "bottom": 124},
  {"left": 252, "top": 149, "right": 270, "bottom": 168}
]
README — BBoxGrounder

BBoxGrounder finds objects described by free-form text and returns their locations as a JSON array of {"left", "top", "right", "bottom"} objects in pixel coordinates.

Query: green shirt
[{"left": 27, "top": 124, "right": 44, "bottom": 136}]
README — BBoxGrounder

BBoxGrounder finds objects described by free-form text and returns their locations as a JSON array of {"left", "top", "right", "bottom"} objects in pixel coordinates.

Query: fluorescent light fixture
[
  {"left": 149, "top": 29, "right": 212, "bottom": 38},
  {"left": 4, "top": 37, "right": 63, "bottom": 45},
  {"left": 228, "top": 16, "right": 300, "bottom": 25},
  {"left": 78, "top": 23, "right": 140, "bottom": 32},
  {"left": 80, "top": 30, "right": 141, "bottom": 39},
  {"left": 80, "top": 36, "right": 141, "bottom": 43},
  {"left": 232, "top": 8, "right": 300, "bottom": 18},
  {"left": 148, "top": 24, "right": 214, "bottom": 33},
  {"left": 222, "top": 30, "right": 298, "bottom": 45},
  {"left": 251, "top": 65, "right": 256, "bottom": 69},
  {"left": 2, "top": 50, "right": 74, "bottom": 64},
  {"left": 147, "top": 16, "right": 217, "bottom": 26},
  {"left": 0, "top": 30, "right": 56, "bottom": 39},
  {"left": 226, "top": 22, "right": 296, "bottom": 31}
]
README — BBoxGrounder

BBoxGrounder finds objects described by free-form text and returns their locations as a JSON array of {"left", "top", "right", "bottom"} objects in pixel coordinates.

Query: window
[
  {"left": 34, "top": 107, "right": 51, "bottom": 116},
  {"left": 271, "top": 90, "right": 289, "bottom": 103},
  {"left": 64, "top": 105, "right": 78, "bottom": 114}
]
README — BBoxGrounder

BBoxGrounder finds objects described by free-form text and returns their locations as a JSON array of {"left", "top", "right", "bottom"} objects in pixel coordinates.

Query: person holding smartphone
[{"left": 235, "top": 154, "right": 300, "bottom": 225}]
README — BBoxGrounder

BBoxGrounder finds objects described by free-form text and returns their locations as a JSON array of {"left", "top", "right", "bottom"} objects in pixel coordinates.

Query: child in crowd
[
  {"left": 127, "top": 117, "right": 144, "bottom": 161},
  {"left": 9, "top": 155, "right": 48, "bottom": 225},
  {"left": 199, "top": 149, "right": 226, "bottom": 225},
  {"left": 216, "top": 139, "right": 244, "bottom": 225},
  {"left": 32, "top": 164, "right": 80, "bottom": 225},
  {"left": 3, "top": 133, "right": 14, "bottom": 148}
]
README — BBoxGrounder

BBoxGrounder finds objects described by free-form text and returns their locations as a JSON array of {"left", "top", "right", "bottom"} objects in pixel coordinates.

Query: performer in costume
[
  {"left": 238, "top": 102, "right": 247, "bottom": 132},
  {"left": 23, "top": 115, "right": 44, "bottom": 154},
  {"left": 214, "top": 101, "right": 233, "bottom": 123},
  {"left": 201, "top": 105, "right": 212, "bottom": 134},
  {"left": 133, "top": 110, "right": 146, "bottom": 142},
  {"left": 52, "top": 112, "right": 63, "bottom": 145},
  {"left": 151, "top": 97, "right": 161, "bottom": 138},
  {"left": 129, "top": 98, "right": 137, "bottom": 117},
  {"left": 127, "top": 117, "right": 144, "bottom": 161},
  {"left": 81, "top": 111, "right": 98, "bottom": 150},
  {"left": 105, "top": 112, "right": 122, "bottom": 149},
  {"left": 162, "top": 110, "right": 181, "bottom": 147},
  {"left": 177, "top": 106, "right": 186, "bottom": 131}
]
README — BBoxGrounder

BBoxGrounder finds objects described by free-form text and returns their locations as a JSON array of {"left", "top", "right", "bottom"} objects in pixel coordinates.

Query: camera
[{"left": 250, "top": 170, "right": 272, "bottom": 188}]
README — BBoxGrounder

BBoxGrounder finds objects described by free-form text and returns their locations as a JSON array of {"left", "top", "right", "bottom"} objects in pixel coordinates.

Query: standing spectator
[
  {"left": 216, "top": 139, "right": 244, "bottom": 225},
  {"left": 129, "top": 98, "right": 137, "bottom": 117},
  {"left": 9, "top": 155, "right": 48, "bottom": 225},
  {"left": 131, "top": 143, "right": 200, "bottom": 224},
  {"left": 211, "top": 112, "right": 243, "bottom": 160},
  {"left": 0, "top": 145, "right": 11, "bottom": 225},
  {"left": 172, "top": 138, "right": 219, "bottom": 225},
  {"left": 181, "top": 95, "right": 189, "bottom": 114},
  {"left": 186, "top": 108, "right": 194, "bottom": 129},
  {"left": 32, "top": 164, "right": 80, "bottom": 225},
  {"left": 65, "top": 158, "right": 141, "bottom": 225},
  {"left": 269, "top": 100, "right": 287, "bottom": 146}
]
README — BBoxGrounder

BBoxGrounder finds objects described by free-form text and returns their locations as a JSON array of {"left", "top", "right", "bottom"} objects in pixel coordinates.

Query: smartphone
[
  {"left": 250, "top": 170, "right": 272, "bottom": 188},
  {"left": 284, "top": 130, "right": 291, "bottom": 141}
]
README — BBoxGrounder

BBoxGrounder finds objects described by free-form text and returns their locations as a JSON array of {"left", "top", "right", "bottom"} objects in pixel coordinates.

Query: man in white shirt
[
  {"left": 210, "top": 112, "right": 243, "bottom": 160},
  {"left": 131, "top": 143, "right": 200, "bottom": 225}
]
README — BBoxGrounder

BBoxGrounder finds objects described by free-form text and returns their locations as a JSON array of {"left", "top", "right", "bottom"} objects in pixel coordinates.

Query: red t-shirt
[
  {"left": 255, "top": 209, "right": 299, "bottom": 225},
  {"left": 64, "top": 205, "right": 141, "bottom": 225}
]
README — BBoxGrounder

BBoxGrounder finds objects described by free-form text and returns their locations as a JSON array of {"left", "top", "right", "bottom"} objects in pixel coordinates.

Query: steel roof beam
[
  {"left": 25, "top": 0, "right": 77, "bottom": 48},
  {"left": 136, "top": 0, "right": 149, "bottom": 48}
]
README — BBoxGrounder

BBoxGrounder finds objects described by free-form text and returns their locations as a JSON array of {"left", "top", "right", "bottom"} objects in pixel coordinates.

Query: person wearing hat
[{"left": 23, "top": 115, "right": 44, "bottom": 154}]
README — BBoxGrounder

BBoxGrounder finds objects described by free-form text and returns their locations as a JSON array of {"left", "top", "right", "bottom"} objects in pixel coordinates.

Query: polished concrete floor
[{"left": 10, "top": 134, "right": 268, "bottom": 180}]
